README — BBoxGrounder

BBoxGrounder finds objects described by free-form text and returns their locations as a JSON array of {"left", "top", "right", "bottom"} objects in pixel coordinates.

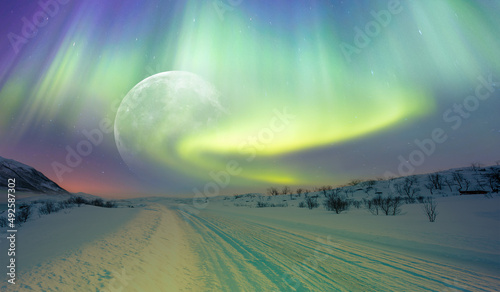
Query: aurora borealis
[{"left": 1, "top": 0, "right": 499, "bottom": 196}]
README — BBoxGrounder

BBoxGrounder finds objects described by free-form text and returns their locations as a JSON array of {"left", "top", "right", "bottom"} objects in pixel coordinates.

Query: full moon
[{"left": 114, "top": 71, "right": 225, "bottom": 184}]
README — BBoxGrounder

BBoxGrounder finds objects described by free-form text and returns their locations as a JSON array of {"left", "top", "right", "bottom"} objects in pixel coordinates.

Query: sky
[{"left": 0, "top": 0, "right": 499, "bottom": 197}]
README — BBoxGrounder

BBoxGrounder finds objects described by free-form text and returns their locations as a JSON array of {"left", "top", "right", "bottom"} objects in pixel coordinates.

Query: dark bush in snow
[
  {"left": 16, "top": 203, "right": 32, "bottom": 223},
  {"left": 0, "top": 217, "right": 8, "bottom": 228},
  {"left": 304, "top": 196, "right": 319, "bottom": 209},
  {"left": 324, "top": 194, "right": 350, "bottom": 214},
  {"left": 90, "top": 198, "right": 105, "bottom": 207},
  {"left": 104, "top": 201, "right": 118, "bottom": 208},
  {"left": 68, "top": 196, "right": 88, "bottom": 207},
  {"left": 38, "top": 200, "right": 60, "bottom": 215}
]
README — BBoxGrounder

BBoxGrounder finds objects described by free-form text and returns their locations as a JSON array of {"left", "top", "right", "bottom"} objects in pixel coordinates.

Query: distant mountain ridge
[{"left": 0, "top": 156, "right": 69, "bottom": 194}]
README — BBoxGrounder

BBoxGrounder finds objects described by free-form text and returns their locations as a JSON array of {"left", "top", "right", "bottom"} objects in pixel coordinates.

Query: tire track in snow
[{"left": 174, "top": 206, "right": 500, "bottom": 291}]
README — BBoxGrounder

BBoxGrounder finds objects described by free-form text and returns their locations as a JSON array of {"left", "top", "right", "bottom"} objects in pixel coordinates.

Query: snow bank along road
[{"left": 3, "top": 201, "right": 499, "bottom": 291}]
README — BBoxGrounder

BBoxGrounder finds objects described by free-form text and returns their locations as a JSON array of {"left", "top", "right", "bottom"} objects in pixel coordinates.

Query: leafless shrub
[
  {"left": 452, "top": 171, "right": 465, "bottom": 190},
  {"left": 394, "top": 177, "right": 419, "bottom": 201},
  {"left": 316, "top": 185, "right": 333, "bottom": 197},
  {"left": 267, "top": 187, "right": 279, "bottom": 196},
  {"left": 104, "top": 201, "right": 118, "bottom": 208},
  {"left": 428, "top": 173, "right": 444, "bottom": 191},
  {"left": 304, "top": 196, "right": 319, "bottom": 209},
  {"left": 367, "top": 195, "right": 402, "bottom": 216},
  {"left": 281, "top": 186, "right": 291, "bottom": 196},
  {"left": 16, "top": 203, "right": 32, "bottom": 223},
  {"left": 0, "top": 217, "right": 8, "bottom": 228},
  {"left": 470, "top": 162, "right": 482, "bottom": 173},
  {"left": 423, "top": 197, "right": 438, "bottom": 222},
  {"left": 323, "top": 194, "right": 350, "bottom": 214},
  {"left": 68, "top": 196, "right": 88, "bottom": 207},
  {"left": 348, "top": 179, "right": 363, "bottom": 186},
  {"left": 424, "top": 182, "right": 434, "bottom": 195},
  {"left": 444, "top": 178, "right": 454, "bottom": 192},
  {"left": 474, "top": 177, "right": 486, "bottom": 191},
  {"left": 485, "top": 169, "right": 500, "bottom": 193},
  {"left": 463, "top": 178, "right": 471, "bottom": 191},
  {"left": 380, "top": 196, "right": 403, "bottom": 216},
  {"left": 90, "top": 198, "right": 105, "bottom": 207},
  {"left": 38, "top": 200, "right": 60, "bottom": 215},
  {"left": 365, "top": 197, "right": 380, "bottom": 215}
]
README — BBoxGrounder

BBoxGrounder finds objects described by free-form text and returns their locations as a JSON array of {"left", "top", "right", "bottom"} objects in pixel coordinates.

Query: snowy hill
[
  {"left": 222, "top": 164, "right": 500, "bottom": 209},
  {"left": 0, "top": 156, "right": 69, "bottom": 195}
]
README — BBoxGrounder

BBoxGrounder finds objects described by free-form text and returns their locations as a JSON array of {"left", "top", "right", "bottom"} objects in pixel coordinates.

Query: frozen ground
[{"left": 1, "top": 192, "right": 499, "bottom": 291}]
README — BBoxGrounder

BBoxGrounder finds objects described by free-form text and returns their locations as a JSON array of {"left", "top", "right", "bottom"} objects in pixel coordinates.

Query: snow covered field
[{"left": 1, "top": 192, "right": 499, "bottom": 291}]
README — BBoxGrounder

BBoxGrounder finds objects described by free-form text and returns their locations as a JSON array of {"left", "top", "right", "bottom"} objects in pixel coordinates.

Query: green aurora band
[{"left": 1, "top": 0, "right": 499, "bottom": 192}]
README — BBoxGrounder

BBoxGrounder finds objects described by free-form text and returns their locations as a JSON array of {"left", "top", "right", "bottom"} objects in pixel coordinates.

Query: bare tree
[
  {"left": 424, "top": 182, "right": 434, "bottom": 195},
  {"left": 348, "top": 179, "right": 363, "bottom": 186},
  {"left": 486, "top": 169, "right": 500, "bottom": 193},
  {"left": 379, "top": 196, "right": 403, "bottom": 216},
  {"left": 475, "top": 177, "right": 486, "bottom": 191},
  {"left": 444, "top": 178, "right": 454, "bottom": 192},
  {"left": 366, "top": 197, "right": 380, "bottom": 215},
  {"left": 330, "top": 188, "right": 342, "bottom": 196},
  {"left": 38, "top": 201, "right": 59, "bottom": 215},
  {"left": 366, "top": 195, "right": 402, "bottom": 216},
  {"left": 281, "top": 186, "right": 291, "bottom": 196},
  {"left": 316, "top": 185, "right": 332, "bottom": 197},
  {"left": 267, "top": 187, "right": 279, "bottom": 196},
  {"left": 305, "top": 195, "right": 319, "bottom": 209},
  {"left": 470, "top": 162, "right": 482, "bottom": 173},
  {"left": 394, "top": 177, "right": 419, "bottom": 200},
  {"left": 390, "top": 196, "right": 403, "bottom": 216},
  {"left": 463, "top": 178, "right": 471, "bottom": 191},
  {"left": 324, "top": 194, "right": 350, "bottom": 214},
  {"left": 423, "top": 197, "right": 438, "bottom": 222},
  {"left": 428, "top": 174, "right": 444, "bottom": 190},
  {"left": 16, "top": 203, "right": 32, "bottom": 223},
  {"left": 296, "top": 188, "right": 303, "bottom": 197},
  {"left": 452, "top": 171, "right": 465, "bottom": 190},
  {"left": 68, "top": 196, "right": 88, "bottom": 207}
]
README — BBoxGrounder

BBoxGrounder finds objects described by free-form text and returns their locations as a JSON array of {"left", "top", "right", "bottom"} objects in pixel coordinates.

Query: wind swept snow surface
[{"left": 2, "top": 196, "right": 499, "bottom": 291}]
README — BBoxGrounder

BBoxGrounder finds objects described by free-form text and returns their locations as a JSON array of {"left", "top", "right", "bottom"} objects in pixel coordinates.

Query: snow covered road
[
  {"left": 174, "top": 204, "right": 500, "bottom": 291},
  {"left": 2, "top": 200, "right": 500, "bottom": 291}
]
